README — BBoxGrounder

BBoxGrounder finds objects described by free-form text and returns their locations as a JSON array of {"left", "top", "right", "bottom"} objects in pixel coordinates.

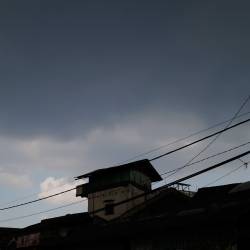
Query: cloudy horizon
[{"left": 0, "top": 0, "right": 249, "bottom": 228}]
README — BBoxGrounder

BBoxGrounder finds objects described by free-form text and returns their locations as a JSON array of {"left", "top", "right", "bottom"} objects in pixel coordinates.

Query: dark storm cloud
[{"left": 0, "top": 0, "right": 249, "bottom": 139}]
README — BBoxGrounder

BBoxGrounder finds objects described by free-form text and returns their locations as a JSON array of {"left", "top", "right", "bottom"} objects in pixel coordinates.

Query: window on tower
[{"left": 104, "top": 200, "right": 115, "bottom": 215}]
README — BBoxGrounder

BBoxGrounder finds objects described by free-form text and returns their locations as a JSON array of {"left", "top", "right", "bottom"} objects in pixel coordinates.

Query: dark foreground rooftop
[{"left": 3, "top": 182, "right": 250, "bottom": 250}]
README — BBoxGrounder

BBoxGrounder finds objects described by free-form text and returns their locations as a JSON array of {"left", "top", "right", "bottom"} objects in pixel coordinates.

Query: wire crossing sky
[
  {"left": 0, "top": 119, "right": 248, "bottom": 212},
  {"left": 0, "top": 0, "right": 249, "bottom": 228}
]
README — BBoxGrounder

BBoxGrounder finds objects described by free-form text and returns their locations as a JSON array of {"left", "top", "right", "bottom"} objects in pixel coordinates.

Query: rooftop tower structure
[{"left": 75, "top": 159, "right": 162, "bottom": 220}]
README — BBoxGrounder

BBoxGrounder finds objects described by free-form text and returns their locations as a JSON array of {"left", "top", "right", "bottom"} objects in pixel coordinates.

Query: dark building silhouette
[
  {"left": 2, "top": 160, "right": 250, "bottom": 250},
  {"left": 75, "top": 159, "right": 162, "bottom": 220}
]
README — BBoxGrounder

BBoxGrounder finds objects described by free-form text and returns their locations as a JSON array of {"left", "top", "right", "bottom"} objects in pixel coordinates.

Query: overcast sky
[{"left": 0, "top": 0, "right": 249, "bottom": 228}]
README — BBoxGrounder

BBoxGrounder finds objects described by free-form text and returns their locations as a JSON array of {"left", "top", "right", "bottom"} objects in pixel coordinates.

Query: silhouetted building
[
  {"left": 0, "top": 228, "right": 20, "bottom": 250},
  {"left": 4, "top": 160, "right": 250, "bottom": 250},
  {"left": 75, "top": 159, "right": 162, "bottom": 220}
]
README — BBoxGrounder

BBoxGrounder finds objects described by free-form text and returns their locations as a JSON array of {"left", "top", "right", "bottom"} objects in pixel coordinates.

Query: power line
[
  {"left": 0, "top": 188, "right": 77, "bottom": 211},
  {"left": 159, "top": 151, "right": 249, "bottom": 188},
  {"left": 0, "top": 183, "right": 122, "bottom": 211},
  {"left": 1, "top": 151, "right": 249, "bottom": 223},
  {"left": 0, "top": 119, "right": 249, "bottom": 212},
  {"left": 238, "top": 158, "right": 248, "bottom": 165},
  {"left": 83, "top": 151, "right": 250, "bottom": 216},
  {"left": 0, "top": 199, "right": 87, "bottom": 224},
  {"left": 0, "top": 178, "right": 82, "bottom": 207},
  {"left": 2, "top": 113, "right": 250, "bottom": 208},
  {"left": 159, "top": 141, "right": 250, "bottom": 176},
  {"left": 0, "top": 116, "right": 249, "bottom": 212},
  {"left": 185, "top": 95, "right": 250, "bottom": 163},
  {"left": 0, "top": 101, "right": 248, "bottom": 221},
  {"left": 203, "top": 161, "right": 249, "bottom": 187},
  {"left": 161, "top": 95, "right": 250, "bottom": 178},
  {"left": 149, "top": 118, "right": 250, "bottom": 161},
  {"left": 88, "top": 151, "right": 250, "bottom": 216},
  {"left": 119, "top": 110, "right": 250, "bottom": 164}
]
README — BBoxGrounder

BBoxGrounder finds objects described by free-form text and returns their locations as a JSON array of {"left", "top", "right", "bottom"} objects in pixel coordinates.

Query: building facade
[{"left": 2, "top": 160, "right": 250, "bottom": 250}]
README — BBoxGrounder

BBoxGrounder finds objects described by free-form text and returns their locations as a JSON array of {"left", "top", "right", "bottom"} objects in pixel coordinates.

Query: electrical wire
[
  {"left": 0, "top": 119, "right": 249, "bottom": 212},
  {"left": 0, "top": 199, "right": 87, "bottom": 224},
  {"left": 156, "top": 95, "right": 250, "bottom": 180},
  {"left": 0, "top": 99, "right": 249, "bottom": 224},
  {"left": 0, "top": 178, "right": 83, "bottom": 207},
  {"left": 0, "top": 151, "right": 250, "bottom": 222},
  {"left": 182, "top": 95, "right": 250, "bottom": 164},
  {"left": 203, "top": 161, "right": 250, "bottom": 187},
  {"left": 0, "top": 188, "right": 77, "bottom": 211},
  {"left": 1, "top": 151, "right": 249, "bottom": 224},
  {"left": 156, "top": 151, "right": 249, "bottom": 190},
  {"left": 149, "top": 118, "right": 250, "bottom": 161},
  {"left": 2, "top": 113, "right": 250, "bottom": 208},
  {"left": 118, "top": 111, "right": 250, "bottom": 164},
  {"left": 159, "top": 141, "right": 250, "bottom": 176}
]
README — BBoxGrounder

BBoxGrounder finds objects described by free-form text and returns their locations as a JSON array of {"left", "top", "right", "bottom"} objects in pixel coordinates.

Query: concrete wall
[{"left": 88, "top": 184, "right": 145, "bottom": 220}]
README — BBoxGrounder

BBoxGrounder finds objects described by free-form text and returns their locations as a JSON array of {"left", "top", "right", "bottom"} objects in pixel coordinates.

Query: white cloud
[
  {"left": 38, "top": 177, "right": 83, "bottom": 205},
  {"left": 0, "top": 112, "right": 248, "bottom": 193}
]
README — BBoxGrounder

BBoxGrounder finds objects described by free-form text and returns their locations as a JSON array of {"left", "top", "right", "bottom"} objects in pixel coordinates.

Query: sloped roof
[
  {"left": 229, "top": 181, "right": 250, "bottom": 194},
  {"left": 21, "top": 212, "right": 105, "bottom": 233},
  {"left": 192, "top": 183, "right": 239, "bottom": 206},
  {"left": 75, "top": 159, "right": 162, "bottom": 182}
]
